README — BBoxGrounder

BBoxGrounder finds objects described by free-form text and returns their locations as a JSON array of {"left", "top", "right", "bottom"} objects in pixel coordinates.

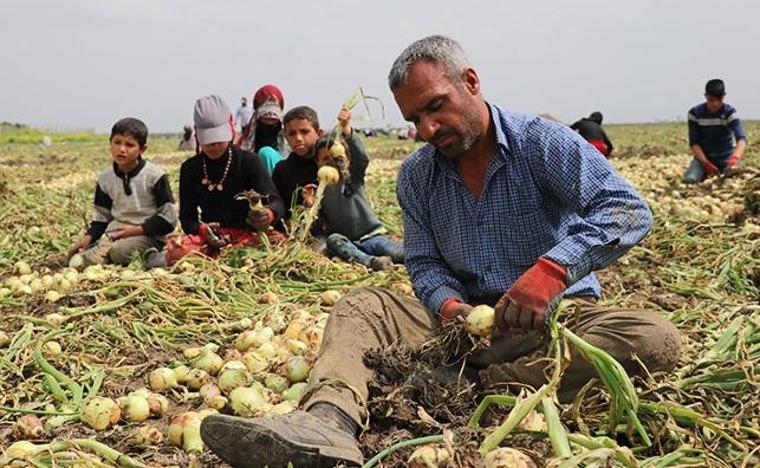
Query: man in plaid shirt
[{"left": 201, "top": 36, "right": 682, "bottom": 468}]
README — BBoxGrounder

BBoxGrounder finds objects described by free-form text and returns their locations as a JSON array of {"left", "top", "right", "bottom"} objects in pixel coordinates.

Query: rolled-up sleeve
[
  {"left": 537, "top": 126, "right": 653, "bottom": 286},
  {"left": 397, "top": 159, "right": 467, "bottom": 313}
]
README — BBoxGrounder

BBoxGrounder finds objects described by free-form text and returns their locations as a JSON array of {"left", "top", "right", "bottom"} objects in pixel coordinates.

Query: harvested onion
[
  {"left": 465, "top": 305, "right": 495, "bottom": 337},
  {"left": 81, "top": 397, "right": 121, "bottom": 430}
]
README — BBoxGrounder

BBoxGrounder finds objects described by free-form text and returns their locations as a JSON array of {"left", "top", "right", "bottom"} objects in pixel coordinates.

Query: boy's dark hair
[
  {"left": 283, "top": 106, "right": 320, "bottom": 130},
  {"left": 705, "top": 79, "right": 726, "bottom": 98},
  {"left": 111, "top": 117, "right": 149, "bottom": 147}
]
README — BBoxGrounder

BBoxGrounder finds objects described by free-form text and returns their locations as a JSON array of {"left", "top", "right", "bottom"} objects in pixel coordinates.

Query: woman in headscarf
[{"left": 236, "top": 85, "right": 289, "bottom": 174}]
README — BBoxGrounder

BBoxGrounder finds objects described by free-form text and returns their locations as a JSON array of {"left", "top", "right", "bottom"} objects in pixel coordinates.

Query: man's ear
[
  {"left": 462, "top": 68, "right": 481, "bottom": 96},
  {"left": 140, "top": 145, "right": 148, "bottom": 155}
]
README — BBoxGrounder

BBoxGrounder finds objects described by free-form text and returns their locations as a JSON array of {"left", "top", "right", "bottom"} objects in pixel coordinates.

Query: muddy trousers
[{"left": 302, "top": 287, "right": 681, "bottom": 426}]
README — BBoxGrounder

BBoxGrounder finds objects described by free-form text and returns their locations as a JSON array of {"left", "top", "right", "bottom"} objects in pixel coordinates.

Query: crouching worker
[
  {"left": 168, "top": 95, "right": 285, "bottom": 265},
  {"left": 305, "top": 106, "right": 404, "bottom": 271},
  {"left": 683, "top": 79, "right": 747, "bottom": 184},
  {"left": 69, "top": 118, "right": 177, "bottom": 268},
  {"left": 199, "top": 35, "right": 682, "bottom": 467}
]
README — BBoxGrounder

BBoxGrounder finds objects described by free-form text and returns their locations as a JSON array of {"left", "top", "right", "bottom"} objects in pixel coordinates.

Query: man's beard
[{"left": 430, "top": 115, "right": 482, "bottom": 160}]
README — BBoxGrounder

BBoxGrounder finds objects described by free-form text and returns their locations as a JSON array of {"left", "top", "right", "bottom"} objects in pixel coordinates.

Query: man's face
[
  {"left": 705, "top": 94, "right": 724, "bottom": 113},
  {"left": 110, "top": 134, "right": 144, "bottom": 170},
  {"left": 284, "top": 118, "right": 321, "bottom": 158},
  {"left": 392, "top": 61, "right": 484, "bottom": 160}
]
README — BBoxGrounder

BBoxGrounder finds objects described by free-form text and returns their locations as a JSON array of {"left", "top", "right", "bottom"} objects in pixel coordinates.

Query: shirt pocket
[{"left": 494, "top": 201, "right": 555, "bottom": 267}]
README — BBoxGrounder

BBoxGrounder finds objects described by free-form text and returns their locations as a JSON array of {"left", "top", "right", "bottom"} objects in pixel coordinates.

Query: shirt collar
[
  {"left": 112, "top": 156, "right": 146, "bottom": 178},
  {"left": 433, "top": 102, "right": 511, "bottom": 172}
]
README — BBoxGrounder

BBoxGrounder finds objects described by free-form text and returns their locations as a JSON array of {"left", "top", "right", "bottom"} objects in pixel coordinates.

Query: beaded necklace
[{"left": 201, "top": 146, "right": 233, "bottom": 191}]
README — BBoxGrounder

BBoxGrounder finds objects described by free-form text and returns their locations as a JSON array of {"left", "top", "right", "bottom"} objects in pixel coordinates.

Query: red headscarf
[{"left": 253, "top": 85, "right": 284, "bottom": 110}]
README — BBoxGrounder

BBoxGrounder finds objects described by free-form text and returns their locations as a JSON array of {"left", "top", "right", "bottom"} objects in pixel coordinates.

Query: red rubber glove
[
  {"left": 495, "top": 257, "right": 567, "bottom": 331},
  {"left": 439, "top": 298, "right": 472, "bottom": 323},
  {"left": 726, "top": 153, "right": 741, "bottom": 169},
  {"left": 702, "top": 160, "right": 719, "bottom": 177}
]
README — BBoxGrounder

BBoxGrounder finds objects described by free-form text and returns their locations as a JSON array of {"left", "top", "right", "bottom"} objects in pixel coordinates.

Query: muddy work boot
[
  {"left": 368, "top": 255, "right": 393, "bottom": 271},
  {"left": 200, "top": 409, "right": 363, "bottom": 467}
]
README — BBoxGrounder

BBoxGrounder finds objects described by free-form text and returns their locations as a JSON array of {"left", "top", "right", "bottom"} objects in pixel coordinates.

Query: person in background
[
  {"left": 235, "top": 97, "right": 253, "bottom": 134},
  {"left": 683, "top": 79, "right": 747, "bottom": 184},
  {"left": 237, "top": 85, "right": 288, "bottom": 156},
  {"left": 178, "top": 125, "right": 197, "bottom": 152},
  {"left": 570, "top": 111, "right": 614, "bottom": 158}
]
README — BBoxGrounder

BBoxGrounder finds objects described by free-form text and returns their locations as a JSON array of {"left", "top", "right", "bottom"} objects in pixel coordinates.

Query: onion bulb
[
  {"left": 258, "top": 291, "right": 278, "bottom": 304},
  {"left": 217, "top": 361, "right": 249, "bottom": 394},
  {"left": 270, "top": 401, "right": 296, "bottom": 415},
  {"left": 168, "top": 411, "right": 204, "bottom": 453},
  {"left": 5, "top": 440, "right": 43, "bottom": 460},
  {"left": 319, "top": 290, "right": 342, "bottom": 306},
  {"left": 285, "top": 356, "right": 311, "bottom": 383},
  {"left": 68, "top": 253, "right": 85, "bottom": 269},
  {"left": 229, "top": 386, "right": 267, "bottom": 417},
  {"left": 317, "top": 166, "right": 340, "bottom": 186},
  {"left": 146, "top": 393, "right": 169, "bottom": 418},
  {"left": 408, "top": 444, "right": 451, "bottom": 467},
  {"left": 120, "top": 394, "right": 151, "bottom": 422},
  {"left": 281, "top": 382, "right": 307, "bottom": 403},
  {"left": 190, "top": 349, "right": 224, "bottom": 375},
  {"left": 465, "top": 305, "right": 495, "bottom": 337},
  {"left": 81, "top": 397, "right": 121, "bottom": 430},
  {"left": 14, "top": 261, "right": 32, "bottom": 275},
  {"left": 184, "top": 368, "right": 210, "bottom": 390},
  {"left": 242, "top": 351, "right": 269, "bottom": 374},
  {"left": 265, "top": 374, "right": 288, "bottom": 393},
  {"left": 483, "top": 447, "right": 537, "bottom": 468},
  {"left": 172, "top": 365, "right": 191, "bottom": 383},
  {"left": 134, "top": 425, "right": 164, "bottom": 446},
  {"left": 149, "top": 367, "right": 178, "bottom": 392},
  {"left": 42, "top": 341, "right": 62, "bottom": 357},
  {"left": 13, "top": 415, "right": 44, "bottom": 440}
]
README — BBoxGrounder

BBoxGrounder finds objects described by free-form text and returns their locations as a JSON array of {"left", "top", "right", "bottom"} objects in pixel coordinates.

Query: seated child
[
  {"left": 69, "top": 118, "right": 177, "bottom": 267},
  {"left": 169, "top": 95, "right": 285, "bottom": 264},
  {"left": 307, "top": 106, "right": 404, "bottom": 271},
  {"left": 271, "top": 106, "right": 322, "bottom": 223}
]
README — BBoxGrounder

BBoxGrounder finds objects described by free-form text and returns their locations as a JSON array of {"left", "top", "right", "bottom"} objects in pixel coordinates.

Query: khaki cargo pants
[{"left": 302, "top": 286, "right": 681, "bottom": 425}]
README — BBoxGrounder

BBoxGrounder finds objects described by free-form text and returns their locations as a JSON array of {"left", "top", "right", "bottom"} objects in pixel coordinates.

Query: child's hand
[
  {"left": 301, "top": 184, "right": 317, "bottom": 208},
  {"left": 68, "top": 235, "right": 93, "bottom": 256},
  {"left": 337, "top": 106, "right": 352, "bottom": 136},
  {"left": 111, "top": 225, "right": 144, "bottom": 240}
]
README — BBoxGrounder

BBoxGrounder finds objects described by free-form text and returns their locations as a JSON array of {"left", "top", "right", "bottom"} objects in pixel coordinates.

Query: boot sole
[{"left": 201, "top": 414, "right": 361, "bottom": 467}]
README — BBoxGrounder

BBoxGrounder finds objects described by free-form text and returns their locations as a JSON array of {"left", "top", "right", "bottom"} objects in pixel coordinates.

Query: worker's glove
[
  {"left": 702, "top": 160, "right": 719, "bottom": 177},
  {"left": 494, "top": 257, "right": 567, "bottom": 332},
  {"left": 726, "top": 153, "right": 741, "bottom": 169},
  {"left": 439, "top": 298, "right": 473, "bottom": 323}
]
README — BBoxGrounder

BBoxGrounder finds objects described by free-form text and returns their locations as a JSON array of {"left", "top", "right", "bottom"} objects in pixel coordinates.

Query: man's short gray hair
[{"left": 388, "top": 35, "right": 471, "bottom": 90}]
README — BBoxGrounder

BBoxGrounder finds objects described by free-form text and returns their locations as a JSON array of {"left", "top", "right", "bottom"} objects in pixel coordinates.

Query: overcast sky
[{"left": 1, "top": 0, "right": 758, "bottom": 133}]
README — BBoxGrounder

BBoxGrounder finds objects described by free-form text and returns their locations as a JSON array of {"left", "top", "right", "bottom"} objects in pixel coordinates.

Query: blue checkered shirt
[{"left": 397, "top": 104, "right": 653, "bottom": 314}]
